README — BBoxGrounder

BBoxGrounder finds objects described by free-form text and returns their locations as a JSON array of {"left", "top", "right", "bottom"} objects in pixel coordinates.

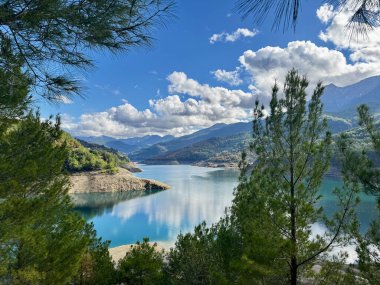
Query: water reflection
[
  {"left": 71, "top": 190, "right": 162, "bottom": 220},
  {"left": 73, "top": 165, "right": 239, "bottom": 246},
  {"left": 317, "top": 178, "right": 378, "bottom": 232},
  {"left": 72, "top": 165, "right": 378, "bottom": 248}
]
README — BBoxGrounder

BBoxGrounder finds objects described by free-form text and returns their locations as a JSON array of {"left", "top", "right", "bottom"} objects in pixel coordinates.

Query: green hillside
[
  {"left": 143, "top": 132, "right": 251, "bottom": 166},
  {"left": 62, "top": 133, "right": 130, "bottom": 174}
]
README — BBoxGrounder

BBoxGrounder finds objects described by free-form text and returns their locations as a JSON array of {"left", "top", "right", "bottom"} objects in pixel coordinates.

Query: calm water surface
[{"left": 71, "top": 165, "right": 378, "bottom": 248}]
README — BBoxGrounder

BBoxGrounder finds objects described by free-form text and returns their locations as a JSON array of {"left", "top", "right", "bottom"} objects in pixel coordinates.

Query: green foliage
[
  {"left": 72, "top": 224, "right": 117, "bottom": 285},
  {"left": 0, "top": 59, "right": 31, "bottom": 131},
  {"left": 232, "top": 69, "right": 358, "bottom": 284},
  {"left": 338, "top": 104, "right": 380, "bottom": 283},
  {"left": 0, "top": 111, "right": 89, "bottom": 284},
  {"left": 0, "top": 1, "right": 175, "bottom": 284},
  {"left": 166, "top": 218, "right": 244, "bottom": 285},
  {"left": 167, "top": 222, "right": 225, "bottom": 285},
  {"left": 63, "top": 133, "right": 130, "bottom": 174},
  {"left": 118, "top": 238, "right": 165, "bottom": 285},
  {"left": 143, "top": 133, "right": 250, "bottom": 165},
  {"left": 0, "top": 0, "right": 175, "bottom": 100}
]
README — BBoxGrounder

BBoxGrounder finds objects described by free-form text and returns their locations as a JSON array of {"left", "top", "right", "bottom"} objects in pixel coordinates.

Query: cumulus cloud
[
  {"left": 64, "top": 3, "right": 380, "bottom": 138},
  {"left": 211, "top": 69, "right": 243, "bottom": 86},
  {"left": 318, "top": 2, "right": 380, "bottom": 51},
  {"left": 209, "top": 28, "right": 258, "bottom": 44},
  {"left": 316, "top": 3, "right": 335, "bottom": 23},
  {"left": 63, "top": 72, "right": 255, "bottom": 138},
  {"left": 239, "top": 41, "right": 380, "bottom": 97}
]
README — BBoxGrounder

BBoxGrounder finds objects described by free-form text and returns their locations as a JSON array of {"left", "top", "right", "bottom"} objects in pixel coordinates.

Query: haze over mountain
[
  {"left": 76, "top": 135, "right": 175, "bottom": 154},
  {"left": 322, "top": 75, "right": 380, "bottom": 117},
  {"left": 77, "top": 76, "right": 380, "bottom": 166}
]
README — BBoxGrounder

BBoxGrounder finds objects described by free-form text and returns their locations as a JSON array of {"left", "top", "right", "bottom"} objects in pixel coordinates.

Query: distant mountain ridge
[
  {"left": 129, "top": 122, "right": 252, "bottom": 162},
  {"left": 77, "top": 75, "right": 380, "bottom": 167},
  {"left": 76, "top": 134, "right": 175, "bottom": 154},
  {"left": 322, "top": 75, "right": 380, "bottom": 117}
]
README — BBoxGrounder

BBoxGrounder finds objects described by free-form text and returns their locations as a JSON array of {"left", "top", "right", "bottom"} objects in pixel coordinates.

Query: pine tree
[
  {"left": 0, "top": 0, "right": 174, "bottom": 100},
  {"left": 0, "top": 1, "right": 175, "bottom": 283},
  {"left": 73, "top": 224, "right": 117, "bottom": 285},
  {"left": 0, "top": 111, "right": 89, "bottom": 283},
  {"left": 236, "top": 0, "right": 378, "bottom": 34},
  {"left": 118, "top": 238, "right": 165, "bottom": 285},
  {"left": 0, "top": 51, "right": 91, "bottom": 284},
  {"left": 232, "top": 69, "right": 357, "bottom": 284},
  {"left": 338, "top": 104, "right": 380, "bottom": 283}
]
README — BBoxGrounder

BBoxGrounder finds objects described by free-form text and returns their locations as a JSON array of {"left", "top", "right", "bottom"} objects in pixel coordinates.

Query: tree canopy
[{"left": 232, "top": 69, "right": 358, "bottom": 284}]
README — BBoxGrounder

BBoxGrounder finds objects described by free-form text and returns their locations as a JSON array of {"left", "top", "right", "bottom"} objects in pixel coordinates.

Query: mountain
[
  {"left": 119, "top": 135, "right": 174, "bottom": 146},
  {"left": 142, "top": 133, "right": 251, "bottom": 166},
  {"left": 76, "top": 135, "right": 115, "bottom": 145},
  {"left": 77, "top": 76, "right": 380, "bottom": 167},
  {"left": 129, "top": 76, "right": 380, "bottom": 165},
  {"left": 129, "top": 122, "right": 252, "bottom": 162},
  {"left": 76, "top": 134, "right": 175, "bottom": 154},
  {"left": 129, "top": 117, "right": 353, "bottom": 163},
  {"left": 323, "top": 76, "right": 380, "bottom": 117}
]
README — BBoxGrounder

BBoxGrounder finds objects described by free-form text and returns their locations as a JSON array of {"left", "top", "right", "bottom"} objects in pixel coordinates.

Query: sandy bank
[
  {"left": 109, "top": 241, "right": 173, "bottom": 263},
  {"left": 69, "top": 167, "right": 170, "bottom": 194}
]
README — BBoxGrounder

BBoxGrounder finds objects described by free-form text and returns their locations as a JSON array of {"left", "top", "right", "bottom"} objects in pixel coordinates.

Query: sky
[{"left": 38, "top": 0, "right": 380, "bottom": 138}]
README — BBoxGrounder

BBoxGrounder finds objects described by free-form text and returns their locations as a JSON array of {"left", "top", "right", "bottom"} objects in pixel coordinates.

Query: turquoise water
[{"left": 71, "top": 165, "right": 378, "bottom": 248}]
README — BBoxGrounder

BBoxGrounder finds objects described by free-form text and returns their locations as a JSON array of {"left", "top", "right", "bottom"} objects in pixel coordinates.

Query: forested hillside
[{"left": 63, "top": 133, "right": 131, "bottom": 174}]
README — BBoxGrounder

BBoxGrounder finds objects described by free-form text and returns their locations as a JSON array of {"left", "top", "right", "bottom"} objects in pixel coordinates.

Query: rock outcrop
[{"left": 69, "top": 168, "right": 169, "bottom": 194}]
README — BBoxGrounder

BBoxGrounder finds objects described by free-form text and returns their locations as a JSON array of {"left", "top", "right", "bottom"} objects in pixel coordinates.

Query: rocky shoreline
[{"left": 69, "top": 167, "right": 170, "bottom": 194}]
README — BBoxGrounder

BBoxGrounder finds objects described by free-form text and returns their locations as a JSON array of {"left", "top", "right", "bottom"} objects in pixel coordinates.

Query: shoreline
[
  {"left": 138, "top": 163, "right": 342, "bottom": 179},
  {"left": 69, "top": 167, "right": 170, "bottom": 194},
  {"left": 109, "top": 241, "right": 174, "bottom": 263}
]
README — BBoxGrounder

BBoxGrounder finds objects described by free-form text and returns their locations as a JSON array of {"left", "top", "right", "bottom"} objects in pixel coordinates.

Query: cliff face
[{"left": 69, "top": 168, "right": 169, "bottom": 194}]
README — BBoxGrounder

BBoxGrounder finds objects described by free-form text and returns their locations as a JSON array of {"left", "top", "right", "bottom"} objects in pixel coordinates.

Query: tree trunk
[{"left": 290, "top": 256, "right": 297, "bottom": 285}]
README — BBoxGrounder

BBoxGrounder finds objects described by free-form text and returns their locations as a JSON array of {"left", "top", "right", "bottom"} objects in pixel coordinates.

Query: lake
[{"left": 71, "top": 165, "right": 378, "bottom": 249}]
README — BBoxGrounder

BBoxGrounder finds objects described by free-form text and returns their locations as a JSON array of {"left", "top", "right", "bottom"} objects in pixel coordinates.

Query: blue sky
[{"left": 39, "top": 0, "right": 380, "bottom": 138}]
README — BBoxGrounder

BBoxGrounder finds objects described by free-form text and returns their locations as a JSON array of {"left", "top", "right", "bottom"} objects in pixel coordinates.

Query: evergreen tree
[
  {"left": 338, "top": 104, "right": 380, "bottom": 283},
  {"left": 0, "top": 1, "right": 175, "bottom": 283},
  {"left": 0, "top": 112, "right": 89, "bottom": 283},
  {"left": 0, "top": 51, "right": 91, "bottom": 283},
  {"left": 165, "top": 216, "right": 245, "bottom": 285},
  {"left": 118, "top": 238, "right": 165, "bottom": 285},
  {"left": 0, "top": 0, "right": 175, "bottom": 100},
  {"left": 232, "top": 69, "right": 357, "bottom": 284},
  {"left": 73, "top": 224, "right": 117, "bottom": 285}
]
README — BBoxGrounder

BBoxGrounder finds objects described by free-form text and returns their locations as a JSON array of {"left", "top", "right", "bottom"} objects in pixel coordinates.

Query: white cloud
[
  {"left": 209, "top": 28, "right": 258, "bottom": 44},
  {"left": 64, "top": 3, "right": 380, "bottom": 139},
  {"left": 239, "top": 41, "right": 380, "bottom": 97},
  {"left": 66, "top": 38, "right": 380, "bottom": 138},
  {"left": 316, "top": 3, "right": 335, "bottom": 24},
  {"left": 56, "top": 95, "right": 73, "bottom": 104},
  {"left": 167, "top": 71, "right": 254, "bottom": 108},
  {"left": 318, "top": 3, "right": 380, "bottom": 51},
  {"left": 63, "top": 72, "right": 255, "bottom": 138},
  {"left": 212, "top": 69, "right": 243, "bottom": 86}
]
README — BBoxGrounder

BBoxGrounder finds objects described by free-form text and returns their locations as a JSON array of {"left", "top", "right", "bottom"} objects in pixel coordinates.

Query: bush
[{"left": 118, "top": 238, "right": 165, "bottom": 285}]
